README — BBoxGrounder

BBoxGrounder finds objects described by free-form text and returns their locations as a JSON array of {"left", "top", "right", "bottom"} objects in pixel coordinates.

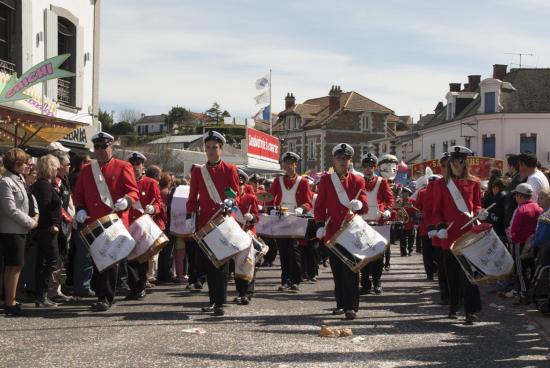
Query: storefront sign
[
  {"left": 0, "top": 54, "right": 75, "bottom": 103},
  {"left": 247, "top": 128, "right": 280, "bottom": 162},
  {"left": 412, "top": 156, "right": 504, "bottom": 180}
]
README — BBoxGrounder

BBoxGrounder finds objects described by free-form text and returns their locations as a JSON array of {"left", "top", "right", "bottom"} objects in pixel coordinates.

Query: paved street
[{"left": 1, "top": 248, "right": 549, "bottom": 368}]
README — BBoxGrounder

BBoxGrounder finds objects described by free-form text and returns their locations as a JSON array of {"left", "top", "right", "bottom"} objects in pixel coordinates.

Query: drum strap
[
  {"left": 330, "top": 173, "right": 351, "bottom": 208},
  {"left": 91, "top": 160, "right": 114, "bottom": 209},
  {"left": 200, "top": 164, "right": 222, "bottom": 204},
  {"left": 365, "top": 176, "right": 382, "bottom": 220},
  {"left": 131, "top": 179, "right": 144, "bottom": 213},
  {"left": 446, "top": 178, "right": 472, "bottom": 218},
  {"left": 279, "top": 176, "right": 301, "bottom": 211}
]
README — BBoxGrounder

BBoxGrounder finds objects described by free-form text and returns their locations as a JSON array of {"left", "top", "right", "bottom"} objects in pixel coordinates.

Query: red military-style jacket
[
  {"left": 364, "top": 175, "right": 394, "bottom": 212},
  {"left": 238, "top": 184, "right": 260, "bottom": 234},
  {"left": 415, "top": 187, "right": 428, "bottom": 236},
  {"left": 73, "top": 158, "right": 139, "bottom": 228},
  {"left": 129, "top": 175, "right": 163, "bottom": 229},
  {"left": 268, "top": 175, "right": 313, "bottom": 211},
  {"left": 186, "top": 161, "right": 240, "bottom": 230},
  {"left": 430, "top": 177, "right": 482, "bottom": 249},
  {"left": 314, "top": 172, "right": 369, "bottom": 241},
  {"left": 400, "top": 198, "right": 417, "bottom": 231}
]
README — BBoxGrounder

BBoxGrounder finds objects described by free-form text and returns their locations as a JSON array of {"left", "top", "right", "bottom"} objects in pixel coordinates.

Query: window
[
  {"left": 58, "top": 17, "right": 77, "bottom": 106},
  {"left": 360, "top": 113, "right": 370, "bottom": 131},
  {"left": 484, "top": 92, "right": 496, "bottom": 113},
  {"left": 482, "top": 135, "right": 495, "bottom": 158},
  {"left": 430, "top": 144, "right": 436, "bottom": 159},
  {"left": 288, "top": 142, "right": 295, "bottom": 153},
  {"left": 447, "top": 103, "right": 454, "bottom": 120},
  {"left": 520, "top": 135, "right": 537, "bottom": 154},
  {"left": 296, "top": 117, "right": 301, "bottom": 129},
  {"left": 0, "top": 1, "right": 17, "bottom": 75},
  {"left": 465, "top": 137, "right": 471, "bottom": 148},
  {"left": 450, "top": 139, "right": 456, "bottom": 146},
  {"left": 307, "top": 139, "right": 315, "bottom": 160},
  {"left": 443, "top": 141, "right": 448, "bottom": 153}
]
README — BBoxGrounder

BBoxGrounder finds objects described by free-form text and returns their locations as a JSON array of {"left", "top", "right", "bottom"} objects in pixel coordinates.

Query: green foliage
[
  {"left": 110, "top": 121, "right": 135, "bottom": 136},
  {"left": 205, "top": 102, "right": 231, "bottom": 124},
  {"left": 166, "top": 106, "right": 192, "bottom": 132},
  {"left": 98, "top": 108, "right": 113, "bottom": 132}
]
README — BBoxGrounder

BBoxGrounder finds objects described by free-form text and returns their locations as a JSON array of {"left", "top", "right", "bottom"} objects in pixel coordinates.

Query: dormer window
[
  {"left": 478, "top": 78, "right": 503, "bottom": 114},
  {"left": 360, "top": 112, "right": 371, "bottom": 131},
  {"left": 484, "top": 92, "right": 496, "bottom": 113}
]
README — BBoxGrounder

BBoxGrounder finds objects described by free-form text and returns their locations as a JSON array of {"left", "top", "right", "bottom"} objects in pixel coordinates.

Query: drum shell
[{"left": 128, "top": 214, "right": 169, "bottom": 263}]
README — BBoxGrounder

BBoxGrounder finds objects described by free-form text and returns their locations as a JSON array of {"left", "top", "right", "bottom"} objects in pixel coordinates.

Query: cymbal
[{"left": 256, "top": 191, "right": 274, "bottom": 203}]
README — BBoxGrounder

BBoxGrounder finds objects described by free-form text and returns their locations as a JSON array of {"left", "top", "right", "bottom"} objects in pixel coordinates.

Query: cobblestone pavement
[{"left": 1, "top": 247, "right": 549, "bottom": 368}]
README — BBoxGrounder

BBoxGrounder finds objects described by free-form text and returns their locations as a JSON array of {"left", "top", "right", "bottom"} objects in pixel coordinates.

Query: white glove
[
  {"left": 244, "top": 212, "right": 254, "bottom": 222},
  {"left": 349, "top": 199, "right": 363, "bottom": 211},
  {"left": 76, "top": 209, "right": 88, "bottom": 224},
  {"left": 437, "top": 228, "right": 448, "bottom": 239},
  {"left": 477, "top": 208, "right": 489, "bottom": 221},
  {"left": 223, "top": 198, "right": 235, "bottom": 208},
  {"left": 114, "top": 197, "right": 129, "bottom": 212},
  {"left": 427, "top": 230, "right": 438, "bottom": 239},
  {"left": 294, "top": 207, "right": 304, "bottom": 216},
  {"left": 382, "top": 210, "right": 392, "bottom": 219},
  {"left": 316, "top": 227, "right": 326, "bottom": 239},
  {"left": 185, "top": 217, "right": 195, "bottom": 230},
  {"left": 258, "top": 205, "right": 263, "bottom": 212},
  {"left": 144, "top": 204, "right": 155, "bottom": 215}
]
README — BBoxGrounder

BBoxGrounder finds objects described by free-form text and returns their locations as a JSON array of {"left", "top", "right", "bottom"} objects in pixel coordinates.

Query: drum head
[{"left": 256, "top": 191, "right": 274, "bottom": 203}]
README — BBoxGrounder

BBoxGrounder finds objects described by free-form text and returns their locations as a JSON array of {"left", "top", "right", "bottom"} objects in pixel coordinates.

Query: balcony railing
[
  {"left": 57, "top": 78, "right": 72, "bottom": 105},
  {"left": 0, "top": 59, "right": 16, "bottom": 75}
]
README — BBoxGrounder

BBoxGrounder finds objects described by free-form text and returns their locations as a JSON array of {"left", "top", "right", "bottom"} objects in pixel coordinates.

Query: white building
[
  {"left": 0, "top": 0, "right": 101, "bottom": 150},
  {"left": 419, "top": 65, "right": 550, "bottom": 166}
]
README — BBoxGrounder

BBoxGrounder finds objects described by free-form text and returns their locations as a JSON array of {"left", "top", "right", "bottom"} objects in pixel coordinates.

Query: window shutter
[
  {"left": 20, "top": 0, "right": 33, "bottom": 72},
  {"left": 75, "top": 25, "right": 84, "bottom": 108},
  {"left": 44, "top": 8, "right": 58, "bottom": 99}
]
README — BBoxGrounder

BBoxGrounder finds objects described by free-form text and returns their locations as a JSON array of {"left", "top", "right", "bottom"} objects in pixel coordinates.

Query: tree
[
  {"left": 206, "top": 102, "right": 231, "bottom": 124},
  {"left": 166, "top": 106, "right": 191, "bottom": 133},
  {"left": 116, "top": 109, "right": 141, "bottom": 124},
  {"left": 98, "top": 108, "right": 113, "bottom": 132},
  {"left": 109, "top": 121, "right": 135, "bottom": 136}
]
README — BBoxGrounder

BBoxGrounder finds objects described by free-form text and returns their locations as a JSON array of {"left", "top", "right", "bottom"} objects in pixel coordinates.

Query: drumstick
[
  {"left": 325, "top": 217, "right": 332, "bottom": 227},
  {"left": 446, "top": 222, "right": 454, "bottom": 231},
  {"left": 459, "top": 203, "right": 496, "bottom": 230}
]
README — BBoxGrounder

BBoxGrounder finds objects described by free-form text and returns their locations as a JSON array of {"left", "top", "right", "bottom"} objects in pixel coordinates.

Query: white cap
[
  {"left": 203, "top": 130, "right": 226, "bottom": 145},
  {"left": 47, "top": 141, "right": 70, "bottom": 152},
  {"left": 127, "top": 151, "right": 147, "bottom": 162},
  {"left": 512, "top": 183, "right": 533, "bottom": 196},
  {"left": 450, "top": 145, "right": 472, "bottom": 157},
  {"left": 332, "top": 143, "right": 354, "bottom": 157},
  {"left": 282, "top": 152, "right": 301, "bottom": 161},
  {"left": 91, "top": 132, "right": 115, "bottom": 142}
]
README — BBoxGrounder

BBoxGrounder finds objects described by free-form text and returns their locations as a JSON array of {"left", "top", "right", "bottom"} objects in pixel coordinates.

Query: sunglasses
[
  {"left": 450, "top": 158, "right": 465, "bottom": 165},
  {"left": 93, "top": 143, "right": 110, "bottom": 150},
  {"left": 362, "top": 163, "right": 376, "bottom": 168}
]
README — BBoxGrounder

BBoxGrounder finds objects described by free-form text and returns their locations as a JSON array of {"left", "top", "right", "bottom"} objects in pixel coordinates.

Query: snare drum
[
  {"left": 249, "top": 231, "right": 269, "bottom": 264},
  {"left": 128, "top": 214, "right": 170, "bottom": 263},
  {"left": 451, "top": 227, "right": 514, "bottom": 285},
  {"left": 256, "top": 214, "right": 311, "bottom": 239},
  {"left": 193, "top": 215, "right": 252, "bottom": 268},
  {"left": 169, "top": 185, "right": 194, "bottom": 236},
  {"left": 326, "top": 215, "right": 388, "bottom": 272},
  {"left": 80, "top": 214, "right": 136, "bottom": 272}
]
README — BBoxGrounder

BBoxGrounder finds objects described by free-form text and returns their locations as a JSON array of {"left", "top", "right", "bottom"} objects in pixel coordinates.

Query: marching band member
[
  {"left": 415, "top": 174, "right": 439, "bottom": 281},
  {"left": 430, "top": 146, "right": 485, "bottom": 324},
  {"left": 234, "top": 169, "right": 259, "bottom": 305},
  {"left": 126, "top": 152, "right": 162, "bottom": 300},
  {"left": 269, "top": 152, "right": 313, "bottom": 292},
  {"left": 399, "top": 187, "right": 417, "bottom": 257},
  {"left": 73, "top": 132, "right": 139, "bottom": 312},
  {"left": 186, "top": 130, "right": 240, "bottom": 316},
  {"left": 315, "top": 143, "right": 368, "bottom": 320},
  {"left": 360, "top": 152, "right": 394, "bottom": 295}
]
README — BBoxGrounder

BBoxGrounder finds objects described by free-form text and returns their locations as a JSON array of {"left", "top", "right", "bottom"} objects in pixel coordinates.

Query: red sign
[
  {"left": 412, "top": 156, "right": 504, "bottom": 180},
  {"left": 247, "top": 128, "right": 280, "bottom": 162}
]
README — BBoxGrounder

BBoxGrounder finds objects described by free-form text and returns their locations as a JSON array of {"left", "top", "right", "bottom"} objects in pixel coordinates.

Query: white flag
[
  {"left": 255, "top": 73, "right": 270, "bottom": 90},
  {"left": 254, "top": 90, "right": 270, "bottom": 104}
]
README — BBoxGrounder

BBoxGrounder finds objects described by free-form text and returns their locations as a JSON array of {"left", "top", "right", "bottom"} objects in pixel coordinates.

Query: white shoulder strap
[
  {"left": 330, "top": 173, "right": 351, "bottom": 208},
  {"left": 200, "top": 164, "right": 222, "bottom": 204},
  {"left": 373, "top": 176, "right": 382, "bottom": 193},
  {"left": 91, "top": 160, "right": 113, "bottom": 209},
  {"left": 446, "top": 179, "right": 472, "bottom": 218}
]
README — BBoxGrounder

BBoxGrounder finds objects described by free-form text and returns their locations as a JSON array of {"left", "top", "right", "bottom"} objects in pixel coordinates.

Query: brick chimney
[
  {"left": 468, "top": 75, "right": 481, "bottom": 91},
  {"left": 463, "top": 83, "right": 470, "bottom": 91},
  {"left": 285, "top": 93, "right": 295, "bottom": 110},
  {"left": 449, "top": 83, "right": 461, "bottom": 92},
  {"left": 493, "top": 64, "right": 508, "bottom": 80},
  {"left": 329, "top": 85, "right": 342, "bottom": 115}
]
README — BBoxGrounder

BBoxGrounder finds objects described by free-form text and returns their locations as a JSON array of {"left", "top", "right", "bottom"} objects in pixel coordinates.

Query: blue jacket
[{"left": 533, "top": 208, "right": 550, "bottom": 248}]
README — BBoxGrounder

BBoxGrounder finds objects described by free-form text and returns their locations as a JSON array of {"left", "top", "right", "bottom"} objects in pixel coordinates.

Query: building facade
[{"left": 273, "top": 86, "right": 399, "bottom": 173}]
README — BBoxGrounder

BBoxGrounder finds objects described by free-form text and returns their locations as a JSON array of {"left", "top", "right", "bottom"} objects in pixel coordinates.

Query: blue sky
[{"left": 100, "top": 0, "right": 550, "bottom": 123}]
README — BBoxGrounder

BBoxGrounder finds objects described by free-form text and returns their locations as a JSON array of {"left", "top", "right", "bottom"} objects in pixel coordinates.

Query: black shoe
[
  {"left": 201, "top": 304, "right": 215, "bottom": 312},
  {"left": 448, "top": 311, "right": 458, "bottom": 319},
  {"left": 384, "top": 265, "right": 390, "bottom": 271},
  {"left": 427, "top": 274, "right": 434, "bottom": 281},
  {"left": 213, "top": 306, "right": 225, "bottom": 316},
  {"left": 322, "top": 260, "right": 329, "bottom": 267},
  {"left": 332, "top": 308, "right": 344, "bottom": 315},
  {"left": 408, "top": 252, "right": 412, "bottom": 256},
  {"left": 35, "top": 296, "right": 58, "bottom": 308},
  {"left": 374, "top": 285, "right": 382, "bottom": 295},
  {"left": 4, "top": 303, "right": 26, "bottom": 317},
  {"left": 345, "top": 310, "right": 356, "bottom": 320},
  {"left": 193, "top": 282, "right": 203, "bottom": 290},
  {"left": 74, "top": 289, "right": 95, "bottom": 298},
  {"left": 233, "top": 297, "right": 241, "bottom": 303},
  {"left": 360, "top": 288, "right": 371, "bottom": 295},
  {"left": 308, "top": 277, "right": 317, "bottom": 282},
  {"left": 289, "top": 284, "right": 300, "bottom": 292},
  {"left": 240, "top": 296, "right": 250, "bottom": 305},
  {"left": 464, "top": 314, "right": 478, "bottom": 325},
  {"left": 91, "top": 301, "right": 110, "bottom": 312},
  {"left": 400, "top": 254, "right": 407, "bottom": 257},
  {"left": 277, "top": 284, "right": 290, "bottom": 292},
  {"left": 124, "top": 290, "right": 146, "bottom": 301}
]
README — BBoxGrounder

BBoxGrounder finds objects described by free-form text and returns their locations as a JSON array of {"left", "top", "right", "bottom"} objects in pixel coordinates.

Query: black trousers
[
  {"left": 198, "top": 247, "right": 229, "bottom": 307},
  {"left": 34, "top": 230, "right": 59, "bottom": 297},
  {"left": 361, "top": 257, "right": 383, "bottom": 289},
  {"left": 127, "top": 259, "right": 148, "bottom": 294},
  {"left": 443, "top": 249, "right": 481, "bottom": 314},
  {"left": 235, "top": 268, "right": 257, "bottom": 297},
  {"left": 301, "top": 240, "right": 319, "bottom": 279},
  {"left": 384, "top": 243, "right": 391, "bottom": 267},
  {"left": 400, "top": 229, "right": 415, "bottom": 255},
  {"left": 277, "top": 238, "right": 302, "bottom": 285},
  {"left": 415, "top": 230, "right": 422, "bottom": 253},
  {"left": 186, "top": 240, "right": 203, "bottom": 284},
  {"left": 91, "top": 263, "right": 119, "bottom": 304},
  {"left": 262, "top": 237, "right": 278, "bottom": 265},
  {"left": 421, "top": 236, "right": 437, "bottom": 277},
  {"left": 157, "top": 235, "right": 175, "bottom": 282},
  {"left": 329, "top": 250, "right": 359, "bottom": 311},
  {"left": 434, "top": 247, "right": 449, "bottom": 300}
]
